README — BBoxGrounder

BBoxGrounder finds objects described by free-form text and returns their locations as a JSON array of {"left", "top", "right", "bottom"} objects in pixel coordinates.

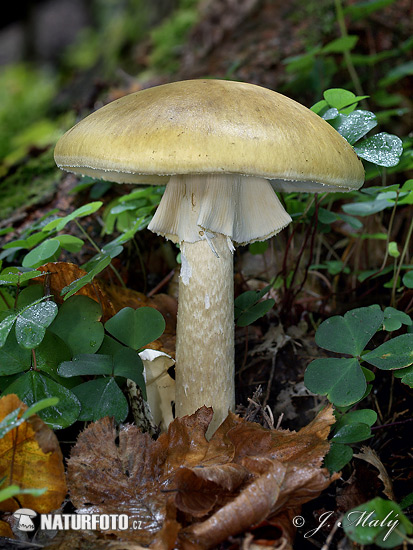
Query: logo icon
[{"left": 12, "top": 508, "right": 37, "bottom": 531}]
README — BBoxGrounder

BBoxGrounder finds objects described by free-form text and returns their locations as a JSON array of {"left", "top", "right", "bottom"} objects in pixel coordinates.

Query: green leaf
[
  {"left": 354, "top": 133, "right": 403, "bottom": 167},
  {"left": 42, "top": 201, "right": 103, "bottom": 232},
  {"left": 315, "top": 305, "right": 384, "bottom": 355},
  {"left": 22, "top": 238, "right": 61, "bottom": 268},
  {"left": 0, "top": 314, "right": 17, "bottom": 347},
  {"left": 402, "top": 271, "right": 413, "bottom": 288},
  {"left": 304, "top": 357, "right": 366, "bottom": 406},
  {"left": 234, "top": 290, "right": 259, "bottom": 314},
  {"left": 0, "top": 485, "right": 46, "bottom": 503},
  {"left": 363, "top": 334, "right": 413, "bottom": 370},
  {"left": 342, "top": 198, "right": 393, "bottom": 216},
  {"left": 35, "top": 330, "right": 81, "bottom": 388},
  {"left": 105, "top": 307, "right": 165, "bottom": 350},
  {"left": 61, "top": 255, "right": 112, "bottom": 299},
  {"left": 361, "top": 366, "right": 375, "bottom": 382},
  {"left": 16, "top": 284, "right": 44, "bottom": 309},
  {"left": 399, "top": 492, "right": 413, "bottom": 510},
  {"left": 323, "top": 89, "right": 369, "bottom": 113},
  {"left": 15, "top": 301, "right": 58, "bottom": 349},
  {"left": 322, "top": 35, "right": 358, "bottom": 54},
  {"left": 387, "top": 241, "right": 400, "bottom": 258},
  {"left": 379, "top": 60, "right": 413, "bottom": 87},
  {"left": 48, "top": 295, "right": 104, "bottom": 354},
  {"left": 0, "top": 331, "right": 31, "bottom": 375},
  {"left": 72, "top": 378, "right": 128, "bottom": 422},
  {"left": 0, "top": 269, "right": 44, "bottom": 286},
  {"left": 249, "top": 241, "right": 269, "bottom": 255},
  {"left": 3, "top": 371, "right": 81, "bottom": 429},
  {"left": 334, "top": 409, "right": 377, "bottom": 431},
  {"left": 329, "top": 110, "right": 377, "bottom": 145},
  {"left": 236, "top": 299, "right": 275, "bottom": 327},
  {"left": 22, "top": 397, "right": 60, "bottom": 418},
  {"left": 113, "top": 347, "right": 146, "bottom": 397},
  {"left": 383, "top": 307, "right": 412, "bottom": 331},
  {"left": 55, "top": 234, "right": 85, "bottom": 252},
  {"left": 58, "top": 354, "right": 113, "bottom": 377},
  {"left": 342, "top": 497, "right": 413, "bottom": 548},
  {"left": 332, "top": 422, "right": 372, "bottom": 443},
  {"left": 345, "top": 0, "right": 397, "bottom": 20},
  {"left": 393, "top": 365, "right": 413, "bottom": 388},
  {"left": 324, "top": 442, "right": 353, "bottom": 472}
]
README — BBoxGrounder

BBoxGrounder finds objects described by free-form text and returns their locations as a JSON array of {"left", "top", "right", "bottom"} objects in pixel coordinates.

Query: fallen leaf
[
  {"left": 0, "top": 394, "right": 67, "bottom": 513},
  {"left": 0, "top": 519, "right": 14, "bottom": 538},
  {"left": 67, "top": 405, "right": 337, "bottom": 549},
  {"left": 353, "top": 446, "right": 395, "bottom": 500}
]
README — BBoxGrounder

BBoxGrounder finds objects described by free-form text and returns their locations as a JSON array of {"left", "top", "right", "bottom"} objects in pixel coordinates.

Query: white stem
[
  {"left": 176, "top": 235, "right": 234, "bottom": 434},
  {"left": 147, "top": 174, "right": 292, "bottom": 434}
]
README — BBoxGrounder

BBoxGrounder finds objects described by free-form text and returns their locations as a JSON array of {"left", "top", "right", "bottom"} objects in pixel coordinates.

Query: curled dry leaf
[
  {"left": 0, "top": 394, "right": 67, "bottom": 513},
  {"left": 354, "top": 446, "right": 395, "bottom": 500},
  {"left": 67, "top": 405, "right": 337, "bottom": 549}
]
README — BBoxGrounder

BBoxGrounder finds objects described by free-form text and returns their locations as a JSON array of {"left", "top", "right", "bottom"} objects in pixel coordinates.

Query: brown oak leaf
[{"left": 67, "top": 405, "right": 338, "bottom": 549}]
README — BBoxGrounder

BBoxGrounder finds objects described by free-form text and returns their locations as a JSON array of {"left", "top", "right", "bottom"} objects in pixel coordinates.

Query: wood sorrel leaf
[{"left": 315, "top": 305, "right": 384, "bottom": 356}]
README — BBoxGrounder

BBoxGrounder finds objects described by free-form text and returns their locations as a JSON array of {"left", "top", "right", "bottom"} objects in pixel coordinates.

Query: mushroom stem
[
  {"left": 148, "top": 174, "right": 291, "bottom": 433},
  {"left": 177, "top": 235, "right": 234, "bottom": 433}
]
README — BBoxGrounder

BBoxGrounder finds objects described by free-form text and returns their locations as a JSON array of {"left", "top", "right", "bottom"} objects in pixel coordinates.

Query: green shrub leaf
[
  {"left": 342, "top": 497, "right": 413, "bottom": 548},
  {"left": 0, "top": 331, "right": 31, "bottom": 375},
  {"left": 72, "top": 378, "right": 128, "bottom": 422},
  {"left": 15, "top": 301, "right": 58, "bottom": 349},
  {"left": 332, "top": 422, "right": 372, "bottom": 443},
  {"left": 324, "top": 442, "right": 353, "bottom": 472},
  {"left": 328, "top": 110, "right": 377, "bottom": 144},
  {"left": 48, "top": 295, "right": 104, "bottom": 354},
  {"left": 315, "top": 305, "right": 383, "bottom": 355},
  {"left": 383, "top": 307, "right": 412, "bottom": 331},
  {"left": 3, "top": 371, "right": 81, "bottom": 429},
  {"left": 22, "top": 238, "right": 61, "bottom": 268},
  {"left": 304, "top": 357, "right": 366, "bottom": 406},
  {"left": 354, "top": 133, "right": 403, "bottom": 167},
  {"left": 105, "top": 307, "right": 165, "bottom": 351},
  {"left": 363, "top": 334, "right": 413, "bottom": 370}
]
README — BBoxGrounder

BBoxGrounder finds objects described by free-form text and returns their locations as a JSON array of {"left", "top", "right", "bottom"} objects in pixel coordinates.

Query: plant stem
[
  {"left": 74, "top": 219, "right": 126, "bottom": 288},
  {"left": 334, "top": 0, "right": 365, "bottom": 98},
  {"left": 391, "top": 215, "right": 413, "bottom": 306}
]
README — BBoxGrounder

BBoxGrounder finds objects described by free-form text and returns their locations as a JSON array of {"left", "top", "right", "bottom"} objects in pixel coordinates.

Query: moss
[
  {"left": 149, "top": 0, "right": 200, "bottom": 73},
  {"left": 0, "top": 148, "right": 61, "bottom": 221}
]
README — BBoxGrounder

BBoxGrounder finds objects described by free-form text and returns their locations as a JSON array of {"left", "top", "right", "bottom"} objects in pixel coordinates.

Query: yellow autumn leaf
[{"left": 0, "top": 394, "right": 67, "bottom": 513}]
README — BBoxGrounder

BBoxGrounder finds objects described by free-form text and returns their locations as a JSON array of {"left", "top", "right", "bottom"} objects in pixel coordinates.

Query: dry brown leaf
[
  {"left": 354, "top": 446, "right": 395, "bottom": 500},
  {"left": 35, "top": 262, "right": 116, "bottom": 321},
  {"left": 0, "top": 394, "right": 67, "bottom": 513},
  {"left": 0, "top": 519, "right": 14, "bottom": 538},
  {"left": 67, "top": 405, "right": 337, "bottom": 549}
]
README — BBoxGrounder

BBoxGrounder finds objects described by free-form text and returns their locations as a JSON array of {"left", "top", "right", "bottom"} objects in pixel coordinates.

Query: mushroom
[
  {"left": 12, "top": 508, "right": 37, "bottom": 531},
  {"left": 54, "top": 79, "right": 364, "bottom": 433}
]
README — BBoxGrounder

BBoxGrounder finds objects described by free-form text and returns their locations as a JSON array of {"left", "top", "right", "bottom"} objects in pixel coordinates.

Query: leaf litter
[{"left": 67, "top": 405, "right": 339, "bottom": 549}]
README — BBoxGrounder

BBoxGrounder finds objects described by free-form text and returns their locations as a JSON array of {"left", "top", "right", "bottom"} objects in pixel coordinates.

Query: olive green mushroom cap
[{"left": 54, "top": 79, "right": 364, "bottom": 191}]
